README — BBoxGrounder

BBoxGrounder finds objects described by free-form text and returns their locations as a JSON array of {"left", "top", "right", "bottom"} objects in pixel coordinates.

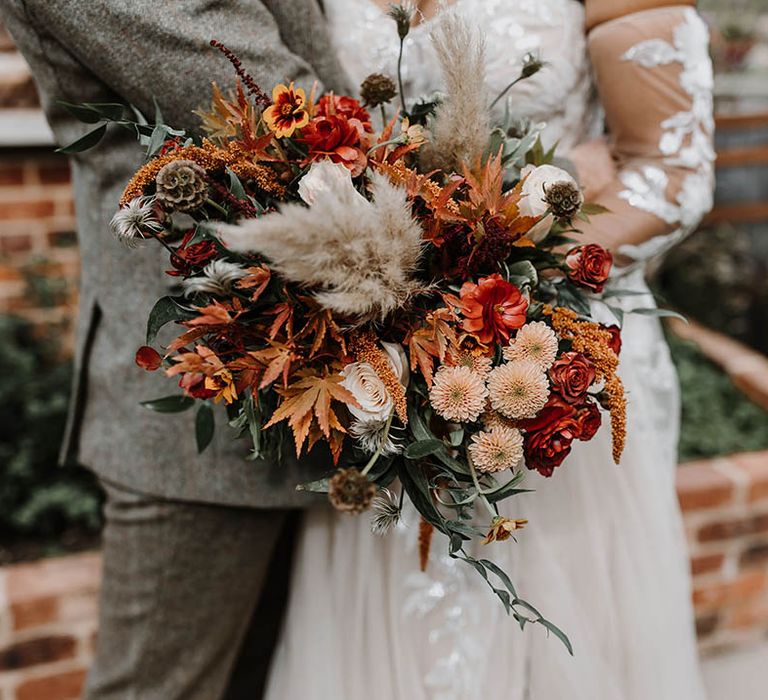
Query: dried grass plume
[
  {"left": 218, "top": 171, "right": 424, "bottom": 320},
  {"left": 420, "top": 12, "right": 490, "bottom": 172}
]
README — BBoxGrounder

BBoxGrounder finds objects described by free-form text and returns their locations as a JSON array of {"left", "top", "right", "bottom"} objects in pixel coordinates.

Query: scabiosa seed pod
[
  {"left": 328, "top": 468, "right": 377, "bottom": 514},
  {"left": 544, "top": 180, "right": 583, "bottom": 223},
  {"left": 155, "top": 159, "right": 209, "bottom": 212},
  {"left": 360, "top": 73, "right": 398, "bottom": 107}
]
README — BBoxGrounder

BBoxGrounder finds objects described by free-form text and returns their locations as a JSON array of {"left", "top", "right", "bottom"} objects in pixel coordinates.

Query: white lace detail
[{"left": 617, "top": 9, "right": 715, "bottom": 262}]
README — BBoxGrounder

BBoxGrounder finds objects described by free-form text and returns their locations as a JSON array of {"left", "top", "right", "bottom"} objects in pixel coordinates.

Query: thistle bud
[
  {"left": 520, "top": 53, "right": 544, "bottom": 80},
  {"left": 387, "top": 3, "right": 414, "bottom": 40}
]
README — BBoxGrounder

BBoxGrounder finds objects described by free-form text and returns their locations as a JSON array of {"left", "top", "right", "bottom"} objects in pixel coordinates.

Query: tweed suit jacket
[{"left": 2, "top": 0, "right": 352, "bottom": 507}]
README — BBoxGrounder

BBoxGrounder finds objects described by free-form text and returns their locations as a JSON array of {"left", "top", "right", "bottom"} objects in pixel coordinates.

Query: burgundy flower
[
  {"left": 565, "top": 243, "right": 613, "bottom": 293},
  {"left": 549, "top": 351, "right": 596, "bottom": 403},
  {"left": 574, "top": 399, "right": 602, "bottom": 441},
  {"left": 602, "top": 323, "right": 622, "bottom": 357},
  {"left": 519, "top": 396, "right": 579, "bottom": 477}
]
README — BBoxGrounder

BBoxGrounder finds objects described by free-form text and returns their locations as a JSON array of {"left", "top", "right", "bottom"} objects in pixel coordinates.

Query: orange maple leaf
[
  {"left": 265, "top": 367, "right": 359, "bottom": 455},
  {"left": 235, "top": 264, "right": 271, "bottom": 302}
]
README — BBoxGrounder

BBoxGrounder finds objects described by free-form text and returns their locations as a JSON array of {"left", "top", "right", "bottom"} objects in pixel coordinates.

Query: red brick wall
[
  {"left": 679, "top": 451, "right": 768, "bottom": 652},
  {"left": 0, "top": 152, "right": 78, "bottom": 348},
  {"left": 0, "top": 553, "right": 99, "bottom": 700}
]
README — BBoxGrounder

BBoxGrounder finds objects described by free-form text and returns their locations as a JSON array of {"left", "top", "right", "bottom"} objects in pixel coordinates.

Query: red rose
[
  {"left": 316, "top": 95, "right": 372, "bottom": 132},
  {"left": 549, "top": 351, "right": 596, "bottom": 403},
  {"left": 565, "top": 243, "right": 613, "bottom": 293},
  {"left": 167, "top": 230, "right": 217, "bottom": 277},
  {"left": 520, "top": 396, "right": 579, "bottom": 477},
  {"left": 458, "top": 273, "right": 528, "bottom": 346},
  {"left": 574, "top": 399, "right": 602, "bottom": 441},
  {"left": 602, "top": 323, "right": 622, "bottom": 357},
  {"left": 301, "top": 115, "right": 368, "bottom": 175}
]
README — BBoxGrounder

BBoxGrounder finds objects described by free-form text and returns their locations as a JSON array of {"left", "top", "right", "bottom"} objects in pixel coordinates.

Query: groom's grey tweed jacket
[{"left": 2, "top": 0, "right": 352, "bottom": 507}]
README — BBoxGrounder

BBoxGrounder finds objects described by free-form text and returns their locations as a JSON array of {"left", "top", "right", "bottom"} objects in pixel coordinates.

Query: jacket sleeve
[
  {"left": 576, "top": 4, "right": 715, "bottom": 267},
  {"left": 19, "top": 0, "right": 346, "bottom": 132}
]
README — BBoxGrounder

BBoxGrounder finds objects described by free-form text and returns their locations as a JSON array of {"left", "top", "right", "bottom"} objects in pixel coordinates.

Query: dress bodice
[{"left": 324, "top": 0, "right": 599, "bottom": 152}]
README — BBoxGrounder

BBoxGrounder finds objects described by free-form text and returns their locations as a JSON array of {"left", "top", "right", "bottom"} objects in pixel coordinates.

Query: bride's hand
[{"left": 568, "top": 137, "right": 616, "bottom": 202}]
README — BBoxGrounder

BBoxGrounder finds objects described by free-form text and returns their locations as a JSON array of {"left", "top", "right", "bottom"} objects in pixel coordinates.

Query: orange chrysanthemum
[{"left": 263, "top": 83, "right": 310, "bottom": 138}]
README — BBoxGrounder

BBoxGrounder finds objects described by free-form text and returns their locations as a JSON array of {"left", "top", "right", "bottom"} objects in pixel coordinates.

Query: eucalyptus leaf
[
  {"left": 195, "top": 403, "right": 215, "bottom": 454},
  {"left": 146, "top": 296, "right": 196, "bottom": 345},
  {"left": 540, "top": 618, "right": 574, "bottom": 656},
  {"left": 140, "top": 394, "right": 195, "bottom": 413},
  {"left": 56, "top": 124, "right": 108, "bottom": 154},
  {"left": 405, "top": 439, "right": 445, "bottom": 459},
  {"left": 630, "top": 308, "right": 688, "bottom": 323},
  {"left": 58, "top": 101, "right": 102, "bottom": 124},
  {"left": 581, "top": 202, "right": 610, "bottom": 216},
  {"left": 295, "top": 477, "right": 330, "bottom": 493}
]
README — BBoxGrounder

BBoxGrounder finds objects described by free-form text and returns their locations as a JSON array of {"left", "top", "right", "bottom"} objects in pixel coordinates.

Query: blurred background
[{"left": 0, "top": 2, "right": 767, "bottom": 698}]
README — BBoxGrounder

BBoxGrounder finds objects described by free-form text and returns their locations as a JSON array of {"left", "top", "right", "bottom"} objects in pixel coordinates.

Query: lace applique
[{"left": 617, "top": 9, "right": 715, "bottom": 263}]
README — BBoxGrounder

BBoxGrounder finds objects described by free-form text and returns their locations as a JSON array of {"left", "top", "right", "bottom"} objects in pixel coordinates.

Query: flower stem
[
  {"left": 396, "top": 36, "right": 408, "bottom": 118},
  {"left": 489, "top": 75, "right": 525, "bottom": 111},
  {"left": 361, "top": 409, "right": 395, "bottom": 477},
  {"left": 467, "top": 451, "right": 497, "bottom": 518},
  {"left": 205, "top": 198, "right": 229, "bottom": 218},
  {"left": 144, "top": 229, "right": 186, "bottom": 267}
]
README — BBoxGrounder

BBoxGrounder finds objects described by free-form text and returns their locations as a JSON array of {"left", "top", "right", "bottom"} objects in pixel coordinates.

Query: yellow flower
[
  {"left": 482, "top": 516, "right": 528, "bottom": 544},
  {"left": 205, "top": 368, "right": 238, "bottom": 405},
  {"left": 263, "top": 83, "right": 309, "bottom": 138}
]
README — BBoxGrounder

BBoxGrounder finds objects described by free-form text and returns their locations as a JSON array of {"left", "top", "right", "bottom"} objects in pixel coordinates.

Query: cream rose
[
  {"left": 297, "top": 160, "right": 366, "bottom": 206},
  {"left": 341, "top": 342, "right": 409, "bottom": 422},
  {"left": 519, "top": 164, "right": 580, "bottom": 242}
]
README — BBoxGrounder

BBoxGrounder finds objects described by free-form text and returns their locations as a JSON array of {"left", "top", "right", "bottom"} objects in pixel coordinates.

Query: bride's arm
[{"left": 572, "top": 1, "right": 714, "bottom": 267}]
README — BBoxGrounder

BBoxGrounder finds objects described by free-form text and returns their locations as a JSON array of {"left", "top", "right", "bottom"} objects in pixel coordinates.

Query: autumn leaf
[
  {"left": 235, "top": 264, "right": 271, "bottom": 302},
  {"left": 265, "top": 301, "right": 294, "bottom": 340},
  {"left": 265, "top": 368, "right": 359, "bottom": 454},
  {"left": 295, "top": 303, "right": 346, "bottom": 358},
  {"left": 407, "top": 308, "right": 460, "bottom": 386},
  {"left": 186, "top": 300, "right": 237, "bottom": 327},
  {"left": 246, "top": 342, "right": 297, "bottom": 388}
]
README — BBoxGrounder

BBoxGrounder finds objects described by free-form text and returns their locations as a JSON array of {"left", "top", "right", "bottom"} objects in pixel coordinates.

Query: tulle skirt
[{"left": 265, "top": 271, "right": 707, "bottom": 700}]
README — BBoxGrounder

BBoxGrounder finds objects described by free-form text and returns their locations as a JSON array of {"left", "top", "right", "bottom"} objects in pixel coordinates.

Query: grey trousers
[{"left": 85, "top": 481, "right": 297, "bottom": 700}]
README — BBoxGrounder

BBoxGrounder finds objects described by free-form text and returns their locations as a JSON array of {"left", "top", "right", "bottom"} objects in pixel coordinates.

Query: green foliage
[
  {"left": 0, "top": 316, "right": 103, "bottom": 540},
  {"left": 669, "top": 333, "right": 768, "bottom": 462}
]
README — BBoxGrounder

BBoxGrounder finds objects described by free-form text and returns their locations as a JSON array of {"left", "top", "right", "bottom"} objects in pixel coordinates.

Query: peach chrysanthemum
[
  {"left": 429, "top": 366, "right": 488, "bottom": 423},
  {"left": 448, "top": 351, "right": 493, "bottom": 377},
  {"left": 469, "top": 426, "right": 524, "bottom": 473},
  {"left": 504, "top": 321, "right": 559, "bottom": 370},
  {"left": 487, "top": 359, "right": 550, "bottom": 419}
]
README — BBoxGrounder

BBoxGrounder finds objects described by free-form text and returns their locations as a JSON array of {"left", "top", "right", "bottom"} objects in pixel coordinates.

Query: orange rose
[{"left": 549, "top": 351, "right": 596, "bottom": 403}]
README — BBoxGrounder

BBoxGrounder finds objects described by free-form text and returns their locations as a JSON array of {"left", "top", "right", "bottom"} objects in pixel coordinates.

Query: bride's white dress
[{"left": 266, "top": 2, "right": 711, "bottom": 698}]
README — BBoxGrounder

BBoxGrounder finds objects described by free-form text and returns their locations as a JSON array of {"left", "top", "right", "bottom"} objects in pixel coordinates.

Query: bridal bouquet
[{"left": 66, "top": 7, "right": 633, "bottom": 648}]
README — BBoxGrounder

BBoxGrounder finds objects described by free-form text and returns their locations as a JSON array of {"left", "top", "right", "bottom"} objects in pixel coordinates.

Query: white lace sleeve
[{"left": 586, "top": 6, "right": 715, "bottom": 267}]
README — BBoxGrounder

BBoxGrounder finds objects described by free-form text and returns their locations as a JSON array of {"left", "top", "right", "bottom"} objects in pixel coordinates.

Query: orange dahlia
[
  {"left": 458, "top": 274, "right": 528, "bottom": 345},
  {"left": 263, "top": 83, "right": 309, "bottom": 138}
]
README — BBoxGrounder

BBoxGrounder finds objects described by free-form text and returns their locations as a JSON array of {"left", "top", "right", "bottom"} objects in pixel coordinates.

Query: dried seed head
[
  {"left": 155, "top": 159, "right": 209, "bottom": 212},
  {"left": 544, "top": 180, "right": 583, "bottom": 223},
  {"left": 360, "top": 73, "right": 398, "bottom": 107},
  {"left": 328, "top": 468, "right": 377, "bottom": 514}
]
